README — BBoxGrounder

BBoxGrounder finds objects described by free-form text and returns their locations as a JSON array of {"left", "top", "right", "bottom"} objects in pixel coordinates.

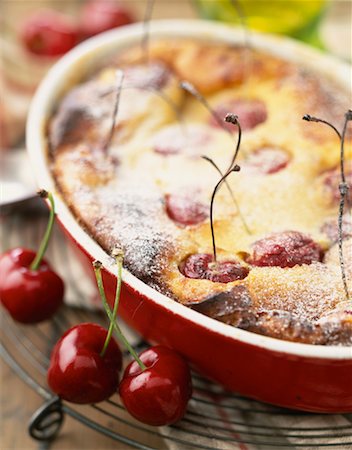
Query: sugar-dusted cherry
[
  {"left": 0, "top": 191, "right": 64, "bottom": 323},
  {"left": 249, "top": 231, "right": 323, "bottom": 268},
  {"left": 243, "top": 147, "right": 290, "bottom": 175},
  {"left": 47, "top": 323, "right": 122, "bottom": 404},
  {"left": 153, "top": 124, "right": 209, "bottom": 157},
  {"left": 165, "top": 193, "right": 208, "bottom": 226},
  {"left": 20, "top": 9, "right": 78, "bottom": 57},
  {"left": 119, "top": 346, "right": 192, "bottom": 426},
  {"left": 79, "top": 0, "right": 135, "bottom": 40},
  {"left": 210, "top": 99, "right": 267, "bottom": 132},
  {"left": 321, "top": 215, "right": 352, "bottom": 243},
  {"left": 321, "top": 167, "right": 352, "bottom": 205},
  {"left": 180, "top": 253, "right": 249, "bottom": 283}
]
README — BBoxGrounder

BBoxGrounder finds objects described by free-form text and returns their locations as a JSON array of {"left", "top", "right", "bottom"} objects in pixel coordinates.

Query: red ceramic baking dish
[{"left": 26, "top": 20, "right": 352, "bottom": 413}]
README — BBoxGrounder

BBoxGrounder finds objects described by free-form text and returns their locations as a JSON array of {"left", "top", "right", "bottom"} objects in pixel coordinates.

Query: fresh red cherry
[
  {"left": 0, "top": 191, "right": 64, "bottom": 323},
  {"left": 20, "top": 9, "right": 78, "bottom": 57},
  {"left": 0, "top": 248, "right": 64, "bottom": 323},
  {"left": 47, "top": 323, "right": 122, "bottom": 404},
  {"left": 93, "top": 257, "right": 192, "bottom": 424},
  {"left": 79, "top": 0, "right": 135, "bottom": 40},
  {"left": 119, "top": 346, "right": 192, "bottom": 426}
]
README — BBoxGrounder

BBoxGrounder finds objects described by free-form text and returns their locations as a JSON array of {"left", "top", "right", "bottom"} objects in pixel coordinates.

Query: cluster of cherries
[
  {"left": 0, "top": 190, "right": 192, "bottom": 426},
  {"left": 20, "top": 0, "right": 135, "bottom": 58}
]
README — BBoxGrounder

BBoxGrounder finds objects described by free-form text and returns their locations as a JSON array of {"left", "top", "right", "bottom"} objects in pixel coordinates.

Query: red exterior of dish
[{"left": 63, "top": 225, "right": 352, "bottom": 413}]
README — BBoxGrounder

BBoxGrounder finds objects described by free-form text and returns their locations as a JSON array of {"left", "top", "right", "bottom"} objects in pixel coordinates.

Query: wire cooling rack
[{"left": 1, "top": 205, "right": 352, "bottom": 449}]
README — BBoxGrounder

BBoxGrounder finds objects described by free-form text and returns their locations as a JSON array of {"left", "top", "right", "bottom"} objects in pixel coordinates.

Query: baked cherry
[
  {"left": 47, "top": 323, "right": 122, "bottom": 404},
  {"left": 119, "top": 346, "right": 192, "bottom": 426},
  {"left": 0, "top": 191, "right": 64, "bottom": 323},
  {"left": 79, "top": 0, "right": 135, "bottom": 40},
  {"left": 244, "top": 148, "right": 290, "bottom": 174},
  {"left": 124, "top": 63, "right": 170, "bottom": 90},
  {"left": 153, "top": 125, "right": 209, "bottom": 156},
  {"left": 210, "top": 99, "right": 267, "bottom": 132},
  {"left": 321, "top": 215, "right": 352, "bottom": 243},
  {"left": 165, "top": 193, "right": 208, "bottom": 226},
  {"left": 249, "top": 231, "right": 323, "bottom": 268},
  {"left": 20, "top": 9, "right": 78, "bottom": 57},
  {"left": 321, "top": 167, "right": 352, "bottom": 205},
  {"left": 179, "top": 253, "right": 249, "bottom": 283}
]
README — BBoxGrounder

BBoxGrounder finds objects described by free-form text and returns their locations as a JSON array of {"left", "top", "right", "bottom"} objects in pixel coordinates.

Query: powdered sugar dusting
[
  {"left": 248, "top": 262, "right": 349, "bottom": 321},
  {"left": 96, "top": 183, "right": 180, "bottom": 290}
]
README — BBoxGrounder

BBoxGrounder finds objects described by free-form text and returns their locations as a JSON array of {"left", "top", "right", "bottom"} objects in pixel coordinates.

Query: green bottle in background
[{"left": 194, "top": 0, "right": 327, "bottom": 48}]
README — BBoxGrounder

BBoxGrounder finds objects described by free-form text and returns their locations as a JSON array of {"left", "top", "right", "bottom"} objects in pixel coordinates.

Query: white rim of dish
[{"left": 27, "top": 19, "right": 352, "bottom": 361}]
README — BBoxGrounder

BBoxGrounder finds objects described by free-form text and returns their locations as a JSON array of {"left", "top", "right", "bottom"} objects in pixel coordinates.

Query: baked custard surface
[{"left": 49, "top": 38, "right": 352, "bottom": 345}]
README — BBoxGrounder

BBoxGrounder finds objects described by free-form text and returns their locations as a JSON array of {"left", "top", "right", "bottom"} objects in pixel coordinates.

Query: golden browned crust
[{"left": 49, "top": 38, "right": 352, "bottom": 345}]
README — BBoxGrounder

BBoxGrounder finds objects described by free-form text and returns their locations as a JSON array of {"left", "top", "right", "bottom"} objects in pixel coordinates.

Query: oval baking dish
[{"left": 27, "top": 20, "right": 352, "bottom": 413}]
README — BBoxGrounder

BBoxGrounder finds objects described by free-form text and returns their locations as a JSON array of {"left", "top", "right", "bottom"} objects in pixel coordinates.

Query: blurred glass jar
[{"left": 194, "top": 0, "right": 327, "bottom": 47}]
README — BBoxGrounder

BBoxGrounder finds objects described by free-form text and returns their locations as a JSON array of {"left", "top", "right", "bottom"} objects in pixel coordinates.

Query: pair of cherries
[
  {"left": 47, "top": 256, "right": 192, "bottom": 426},
  {"left": 0, "top": 191, "right": 192, "bottom": 426},
  {"left": 20, "top": 0, "right": 134, "bottom": 58}
]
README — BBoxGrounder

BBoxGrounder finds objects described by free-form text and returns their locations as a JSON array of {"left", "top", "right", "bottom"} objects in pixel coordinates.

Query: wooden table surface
[{"left": 1, "top": 1, "right": 351, "bottom": 449}]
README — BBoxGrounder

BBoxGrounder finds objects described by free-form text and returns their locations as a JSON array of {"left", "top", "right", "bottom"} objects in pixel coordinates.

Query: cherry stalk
[
  {"left": 302, "top": 114, "right": 342, "bottom": 140},
  {"left": 30, "top": 190, "right": 56, "bottom": 270},
  {"left": 102, "top": 83, "right": 185, "bottom": 131},
  {"left": 303, "top": 111, "right": 352, "bottom": 300},
  {"left": 93, "top": 254, "right": 146, "bottom": 370},
  {"left": 229, "top": 0, "right": 252, "bottom": 74},
  {"left": 207, "top": 114, "right": 243, "bottom": 261},
  {"left": 202, "top": 155, "right": 251, "bottom": 235},
  {"left": 180, "top": 81, "right": 233, "bottom": 135},
  {"left": 141, "top": 0, "right": 155, "bottom": 64},
  {"left": 102, "top": 70, "right": 124, "bottom": 154}
]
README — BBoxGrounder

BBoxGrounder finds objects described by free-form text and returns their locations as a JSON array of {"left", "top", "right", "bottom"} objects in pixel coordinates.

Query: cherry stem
[
  {"left": 102, "top": 84, "right": 185, "bottom": 133},
  {"left": 202, "top": 155, "right": 251, "bottom": 235},
  {"left": 205, "top": 113, "right": 243, "bottom": 262},
  {"left": 225, "top": 114, "right": 243, "bottom": 172},
  {"left": 209, "top": 165, "right": 241, "bottom": 261},
  {"left": 180, "top": 81, "right": 232, "bottom": 136},
  {"left": 30, "top": 190, "right": 55, "bottom": 271},
  {"left": 229, "top": 0, "right": 249, "bottom": 39},
  {"left": 338, "top": 111, "right": 351, "bottom": 300},
  {"left": 229, "top": 0, "right": 252, "bottom": 80},
  {"left": 93, "top": 257, "right": 146, "bottom": 370},
  {"left": 102, "top": 70, "right": 124, "bottom": 154},
  {"left": 303, "top": 111, "right": 351, "bottom": 301},
  {"left": 302, "top": 115, "right": 341, "bottom": 140},
  {"left": 141, "top": 0, "right": 155, "bottom": 64}
]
